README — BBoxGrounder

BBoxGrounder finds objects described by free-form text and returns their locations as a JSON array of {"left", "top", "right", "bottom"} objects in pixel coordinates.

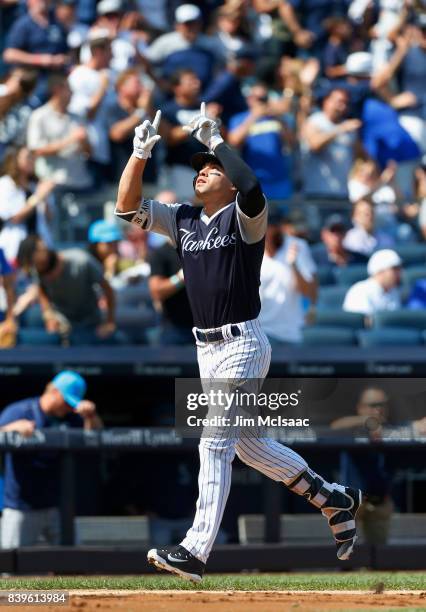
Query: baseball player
[{"left": 114, "top": 104, "right": 362, "bottom": 583}]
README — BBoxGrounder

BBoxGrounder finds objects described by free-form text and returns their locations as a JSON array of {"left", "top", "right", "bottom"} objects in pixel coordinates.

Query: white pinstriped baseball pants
[{"left": 180, "top": 319, "right": 309, "bottom": 563}]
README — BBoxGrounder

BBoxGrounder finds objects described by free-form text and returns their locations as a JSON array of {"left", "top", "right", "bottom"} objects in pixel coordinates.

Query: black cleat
[
  {"left": 321, "top": 486, "right": 363, "bottom": 561},
  {"left": 147, "top": 545, "right": 205, "bottom": 583}
]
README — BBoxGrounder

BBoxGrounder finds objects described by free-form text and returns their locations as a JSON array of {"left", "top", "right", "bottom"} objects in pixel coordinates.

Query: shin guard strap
[{"left": 288, "top": 470, "right": 333, "bottom": 509}]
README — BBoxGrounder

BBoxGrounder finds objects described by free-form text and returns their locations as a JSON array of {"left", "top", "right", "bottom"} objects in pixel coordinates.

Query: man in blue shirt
[
  {"left": 0, "top": 370, "right": 102, "bottom": 548},
  {"left": 203, "top": 47, "right": 255, "bottom": 127},
  {"left": 3, "top": 0, "right": 69, "bottom": 102},
  {"left": 228, "top": 82, "right": 293, "bottom": 199}
]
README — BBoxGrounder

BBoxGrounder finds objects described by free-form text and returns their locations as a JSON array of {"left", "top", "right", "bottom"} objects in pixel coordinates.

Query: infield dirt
[{"left": 2, "top": 589, "right": 426, "bottom": 612}]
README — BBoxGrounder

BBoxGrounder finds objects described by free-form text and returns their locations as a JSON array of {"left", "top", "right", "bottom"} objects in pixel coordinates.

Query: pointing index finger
[
  {"left": 200, "top": 101, "right": 206, "bottom": 116},
  {"left": 152, "top": 110, "right": 161, "bottom": 131}
]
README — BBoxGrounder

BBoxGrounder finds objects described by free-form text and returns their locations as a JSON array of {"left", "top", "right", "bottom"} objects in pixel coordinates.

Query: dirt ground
[{"left": 2, "top": 590, "right": 426, "bottom": 612}]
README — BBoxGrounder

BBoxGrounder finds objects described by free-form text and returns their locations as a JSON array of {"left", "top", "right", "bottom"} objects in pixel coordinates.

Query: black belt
[{"left": 195, "top": 324, "right": 241, "bottom": 343}]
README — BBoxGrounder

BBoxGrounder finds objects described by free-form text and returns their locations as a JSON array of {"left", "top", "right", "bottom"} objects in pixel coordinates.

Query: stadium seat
[
  {"left": 395, "top": 244, "right": 426, "bottom": 266},
  {"left": 316, "top": 266, "right": 336, "bottom": 286},
  {"left": 313, "top": 310, "right": 365, "bottom": 329},
  {"left": 402, "top": 266, "right": 426, "bottom": 288},
  {"left": 17, "top": 329, "right": 62, "bottom": 345},
  {"left": 302, "top": 326, "right": 356, "bottom": 345},
  {"left": 238, "top": 514, "right": 334, "bottom": 545},
  {"left": 373, "top": 310, "right": 426, "bottom": 329},
  {"left": 75, "top": 516, "right": 150, "bottom": 546},
  {"left": 317, "top": 286, "right": 348, "bottom": 310},
  {"left": 358, "top": 328, "right": 422, "bottom": 347},
  {"left": 334, "top": 264, "right": 368, "bottom": 286},
  {"left": 238, "top": 513, "right": 426, "bottom": 546}
]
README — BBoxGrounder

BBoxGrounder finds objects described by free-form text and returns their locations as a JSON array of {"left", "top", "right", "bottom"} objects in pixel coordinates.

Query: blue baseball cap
[
  {"left": 51, "top": 370, "right": 87, "bottom": 409},
  {"left": 88, "top": 220, "right": 122, "bottom": 244}
]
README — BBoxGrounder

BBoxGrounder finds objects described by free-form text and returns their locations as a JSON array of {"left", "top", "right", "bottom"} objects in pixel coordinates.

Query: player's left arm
[
  {"left": 183, "top": 102, "right": 267, "bottom": 244},
  {"left": 214, "top": 141, "right": 267, "bottom": 244}
]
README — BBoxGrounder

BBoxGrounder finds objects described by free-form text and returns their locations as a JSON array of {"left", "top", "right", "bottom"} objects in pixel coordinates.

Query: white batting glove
[
  {"left": 133, "top": 110, "right": 162, "bottom": 159},
  {"left": 182, "top": 102, "right": 224, "bottom": 150}
]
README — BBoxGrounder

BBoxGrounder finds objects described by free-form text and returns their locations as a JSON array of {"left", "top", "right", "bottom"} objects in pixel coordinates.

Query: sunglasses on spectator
[{"left": 364, "top": 401, "right": 388, "bottom": 408}]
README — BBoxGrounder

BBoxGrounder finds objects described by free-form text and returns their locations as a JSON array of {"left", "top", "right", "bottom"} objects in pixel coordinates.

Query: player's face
[{"left": 194, "top": 164, "right": 236, "bottom": 199}]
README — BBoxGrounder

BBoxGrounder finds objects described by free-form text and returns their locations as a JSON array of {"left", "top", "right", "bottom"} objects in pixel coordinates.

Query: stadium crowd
[{"left": 0, "top": 0, "right": 425, "bottom": 347}]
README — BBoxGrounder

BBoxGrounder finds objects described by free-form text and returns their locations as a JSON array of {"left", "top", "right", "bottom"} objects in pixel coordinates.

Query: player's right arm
[
  {"left": 115, "top": 111, "right": 161, "bottom": 220},
  {"left": 115, "top": 111, "right": 181, "bottom": 246}
]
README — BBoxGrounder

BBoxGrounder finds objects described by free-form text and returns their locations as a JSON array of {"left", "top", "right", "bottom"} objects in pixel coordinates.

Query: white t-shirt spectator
[
  {"left": 0, "top": 175, "right": 27, "bottom": 262},
  {"left": 68, "top": 65, "right": 112, "bottom": 164},
  {"left": 259, "top": 236, "right": 316, "bottom": 343},
  {"left": 302, "top": 111, "right": 357, "bottom": 198},
  {"left": 343, "top": 277, "right": 401, "bottom": 315},
  {"left": 348, "top": 180, "right": 398, "bottom": 228},
  {"left": 343, "top": 224, "right": 377, "bottom": 256},
  {"left": 27, "top": 103, "right": 92, "bottom": 189},
  {"left": 0, "top": 176, "right": 53, "bottom": 262}
]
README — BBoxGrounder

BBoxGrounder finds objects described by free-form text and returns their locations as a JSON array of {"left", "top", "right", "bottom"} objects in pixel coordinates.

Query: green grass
[{"left": 0, "top": 572, "right": 425, "bottom": 591}]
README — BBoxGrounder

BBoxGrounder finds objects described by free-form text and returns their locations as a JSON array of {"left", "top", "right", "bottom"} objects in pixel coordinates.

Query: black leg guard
[{"left": 287, "top": 469, "right": 363, "bottom": 561}]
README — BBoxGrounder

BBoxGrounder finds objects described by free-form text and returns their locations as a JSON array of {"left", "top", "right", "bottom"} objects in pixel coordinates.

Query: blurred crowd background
[{"left": 0, "top": 0, "right": 426, "bottom": 347}]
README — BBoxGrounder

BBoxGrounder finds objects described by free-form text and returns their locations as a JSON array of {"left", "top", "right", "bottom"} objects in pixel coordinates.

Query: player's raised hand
[
  {"left": 133, "top": 110, "right": 162, "bottom": 159},
  {"left": 182, "top": 101, "right": 224, "bottom": 151}
]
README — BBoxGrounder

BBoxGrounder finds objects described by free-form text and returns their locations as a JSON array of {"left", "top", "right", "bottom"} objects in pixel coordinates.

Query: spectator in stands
[
  {"left": 0, "top": 370, "right": 102, "bottom": 548},
  {"left": 17, "top": 235, "right": 117, "bottom": 344},
  {"left": 3, "top": 0, "right": 69, "bottom": 103},
  {"left": 259, "top": 214, "right": 317, "bottom": 345},
  {"left": 359, "top": 45, "right": 422, "bottom": 196},
  {"left": 343, "top": 198, "right": 394, "bottom": 257},
  {"left": 94, "top": 0, "right": 123, "bottom": 39},
  {"left": 107, "top": 68, "right": 152, "bottom": 182},
  {"left": 203, "top": 46, "right": 256, "bottom": 127},
  {"left": 268, "top": 56, "right": 318, "bottom": 136},
  {"left": 88, "top": 219, "right": 127, "bottom": 281},
  {"left": 115, "top": 11, "right": 152, "bottom": 72},
  {"left": 119, "top": 223, "right": 149, "bottom": 264},
  {"left": 330, "top": 385, "right": 393, "bottom": 544},
  {"left": 343, "top": 249, "right": 402, "bottom": 316},
  {"left": 228, "top": 81, "right": 294, "bottom": 199},
  {"left": 54, "top": 0, "right": 89, "bottom": 63},
  {"left": 277, "top": 0, "right": 334, "bottom": 56},
  {"left": 416, "top": 164, "right": 426, "bottom": 240},
  {"left": 210, "top": 3, "right": 252, "bottom": 58},
  {"left": 407, "top": 278, "right": 426, "bottom": 310},
  {"left": 143, "top": 4, "right": 223, "bottom": 90},
  {"left": 348, "top": 158, "right": 416, "bottom": 242},
  {"left": 68, "top": 29, "right": 113, "bottom": 184},
  {"left": 322, "top": 17, "right": 353, "bottom": 80},
  {"left": 301, "top": 87, "right": 362, "bottom": 198},
  {"left": 148, "top": 190, "right": 193, "bottom": 345},
  {"left": 0, "top": 247, "right": 17, "bottom": 348},
  {"left": 0, "top": 68, "right": 38, "bottom": 162},
  {"left": 160, "top": 69, "right": 209, "bottom": 200},
  {"left": 26, "top": 73, "right": 92, "bottom": 190},
  {"left": 86, "top": 1, "right": 145, "bottom": 74},
  {"left": 374, "top": 18, "right": 426, "bottom": 157},
  {"left": 313, "top": 214, "right": 368, "bottom": 268},
  {"left": 0, "top": 147, "right": 55, "bottom": 264},
  {"left": 88, "top": 219, "right": 155, "bottom": 341}
]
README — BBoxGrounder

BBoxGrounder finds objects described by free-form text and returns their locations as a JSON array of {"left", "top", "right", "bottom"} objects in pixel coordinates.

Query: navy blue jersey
[
  {"left": 0, "top": 397, "right": 83, "bottom": 510},
  {"left": 117, "top": 196, "right": 267, "bottom": 329}
]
